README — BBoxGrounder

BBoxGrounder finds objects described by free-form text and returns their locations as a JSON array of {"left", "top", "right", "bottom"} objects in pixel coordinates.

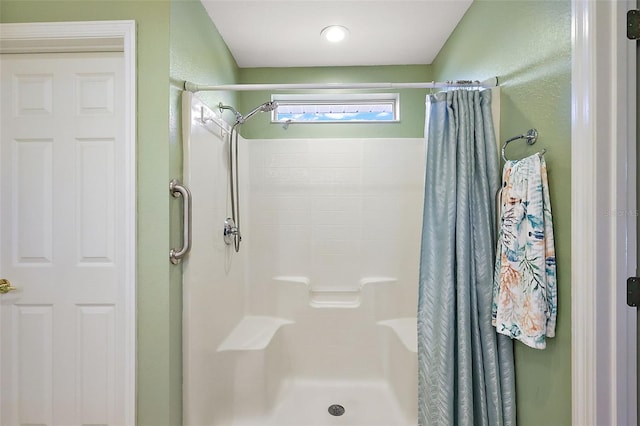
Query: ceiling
[{"left": 200, "top": 0, "right": 474, "bottom": 68}]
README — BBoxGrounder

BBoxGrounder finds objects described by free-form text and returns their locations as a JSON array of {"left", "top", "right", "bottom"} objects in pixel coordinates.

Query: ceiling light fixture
[{"left": 321, "top": 25, "right": 349, "bottom": 43}]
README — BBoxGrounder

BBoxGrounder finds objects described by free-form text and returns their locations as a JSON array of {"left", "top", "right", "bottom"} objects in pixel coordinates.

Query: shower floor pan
[{"left": 232, "top": 378, "right": 415, "bottom": 426}]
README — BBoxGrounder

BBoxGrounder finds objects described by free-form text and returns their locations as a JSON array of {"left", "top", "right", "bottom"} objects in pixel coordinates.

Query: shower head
[{"left": 238, "top": 101, "right": 278, "bottom": 124}]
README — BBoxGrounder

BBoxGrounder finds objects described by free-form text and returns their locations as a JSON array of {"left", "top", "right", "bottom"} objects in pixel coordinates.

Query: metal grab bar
[{"left": 169, "top": 179, "right": 192, "bottom": 264}]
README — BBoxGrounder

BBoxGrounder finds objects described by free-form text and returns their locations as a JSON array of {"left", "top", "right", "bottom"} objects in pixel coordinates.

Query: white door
[{"left": 0, "top": 52, "right": 128, "bottom": 425}]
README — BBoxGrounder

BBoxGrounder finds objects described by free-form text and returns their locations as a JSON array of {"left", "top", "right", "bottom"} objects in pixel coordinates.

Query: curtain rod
[{"left": 183, "top": 77, "right": 498, "bottom": 93}]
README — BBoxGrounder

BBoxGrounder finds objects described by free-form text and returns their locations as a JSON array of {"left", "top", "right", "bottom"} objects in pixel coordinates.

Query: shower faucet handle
[{"left": 223, "top": 218, "right": 240, "bottom": 245}]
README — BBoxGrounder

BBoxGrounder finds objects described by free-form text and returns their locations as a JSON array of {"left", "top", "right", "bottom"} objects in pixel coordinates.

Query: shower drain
[{"left": 328, "top": 404, "right": 345, "bottom": 416}]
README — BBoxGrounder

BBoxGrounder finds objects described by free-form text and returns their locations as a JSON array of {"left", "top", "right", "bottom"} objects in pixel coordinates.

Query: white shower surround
[{"left": 182, "top": 93, "right": 423, "bottom": 425}]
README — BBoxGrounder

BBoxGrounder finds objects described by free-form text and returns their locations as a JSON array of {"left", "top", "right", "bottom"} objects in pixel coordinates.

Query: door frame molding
[
  {"left": 571, "top": 1, "right": 637, "bottom": 425},
  {"left": 0, "top": 20, "right": 137, "bottom": 425}
]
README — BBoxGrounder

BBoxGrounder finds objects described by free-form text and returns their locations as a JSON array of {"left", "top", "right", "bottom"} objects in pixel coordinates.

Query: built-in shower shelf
[
  {"left": 309, "top": 289, "right": 361, "bottom": 308},
  {"left": 217, "top": 316, "right": 294, "bottom": 352},
  {"left": 273, "top": 275, "right": 398, "bottom": 309},
  {"left": 377, "top": 318, "right": 418, "bottom": 353}
]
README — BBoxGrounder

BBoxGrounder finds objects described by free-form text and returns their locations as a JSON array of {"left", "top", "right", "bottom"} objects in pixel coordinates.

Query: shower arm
[{"left": 218, "top": 103, "right": 243, "bottom": 123}]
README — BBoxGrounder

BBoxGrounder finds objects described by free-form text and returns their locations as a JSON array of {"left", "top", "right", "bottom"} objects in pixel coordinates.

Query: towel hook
[{"left": 501, "top": 129, "right": 545, "bottom": 162}]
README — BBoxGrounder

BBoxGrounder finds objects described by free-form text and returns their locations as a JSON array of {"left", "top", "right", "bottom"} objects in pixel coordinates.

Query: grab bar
[{"left": 169, "top": 179, "right": 192, "bottom": 264}]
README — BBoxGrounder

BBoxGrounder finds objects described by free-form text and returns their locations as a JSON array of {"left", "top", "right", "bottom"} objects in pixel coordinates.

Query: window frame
[{"left": 270, "top": 93, "right": 400, "bottom": 124}]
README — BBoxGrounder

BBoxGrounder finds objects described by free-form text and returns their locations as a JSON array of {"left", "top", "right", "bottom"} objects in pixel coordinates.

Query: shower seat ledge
[{"left": 217, "top": 315, "right": 294, "bottom": 352}]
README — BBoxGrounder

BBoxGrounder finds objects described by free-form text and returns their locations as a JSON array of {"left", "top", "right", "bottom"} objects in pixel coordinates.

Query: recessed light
[{"left": 321, "top": 25, "right": 349, "bottom": 43}]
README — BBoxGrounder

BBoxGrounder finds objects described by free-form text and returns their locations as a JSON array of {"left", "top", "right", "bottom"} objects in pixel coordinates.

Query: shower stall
[{"left": 181, "top": 92, "right": 424, "bottom": 425}]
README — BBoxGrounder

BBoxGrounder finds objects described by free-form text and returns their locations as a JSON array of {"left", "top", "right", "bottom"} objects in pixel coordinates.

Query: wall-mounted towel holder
[{"left": 501, "top": 128, "right": 546, "bottom": 162}]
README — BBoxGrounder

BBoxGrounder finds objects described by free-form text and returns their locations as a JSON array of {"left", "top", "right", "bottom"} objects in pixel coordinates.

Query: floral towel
[{"left": 492, "top": 154, "right": 557, "bottom": 349}]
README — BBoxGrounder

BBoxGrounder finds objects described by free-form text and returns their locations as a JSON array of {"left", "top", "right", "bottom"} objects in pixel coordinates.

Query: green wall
[
  {"left": 0, "top": 1, "right": 178, "bottom": 425},
  {"left": 168, "top": 1, "right": 239, "bottom": 421},
  {"left": 170, "top": 0, "right": 240, "bottom": 154},
  {"left": 238, "top": 65, "right": 431, "bottom": 139},
  {"left": 432, "top": 1, "right": 572, "bottom": 425}
]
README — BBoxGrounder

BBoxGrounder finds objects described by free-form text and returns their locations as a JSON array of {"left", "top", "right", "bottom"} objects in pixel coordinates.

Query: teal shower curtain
[{"left": 418, "top": 89, "right": 516, "bottom": 426}]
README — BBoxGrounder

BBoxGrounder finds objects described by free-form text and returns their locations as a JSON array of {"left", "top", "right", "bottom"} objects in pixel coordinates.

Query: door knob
[{"left": 0, "top": 279, "right": 17, "bottom": 294}]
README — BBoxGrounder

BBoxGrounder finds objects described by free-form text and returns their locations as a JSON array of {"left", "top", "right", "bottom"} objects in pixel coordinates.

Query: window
[{"left": 271, "top": 93, "right": 399, "bottom": 124}]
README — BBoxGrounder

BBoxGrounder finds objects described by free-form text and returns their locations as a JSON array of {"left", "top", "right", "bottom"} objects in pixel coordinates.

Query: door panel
[{"left": 1, "top": 52, "right": 126, "bottom": 426}]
